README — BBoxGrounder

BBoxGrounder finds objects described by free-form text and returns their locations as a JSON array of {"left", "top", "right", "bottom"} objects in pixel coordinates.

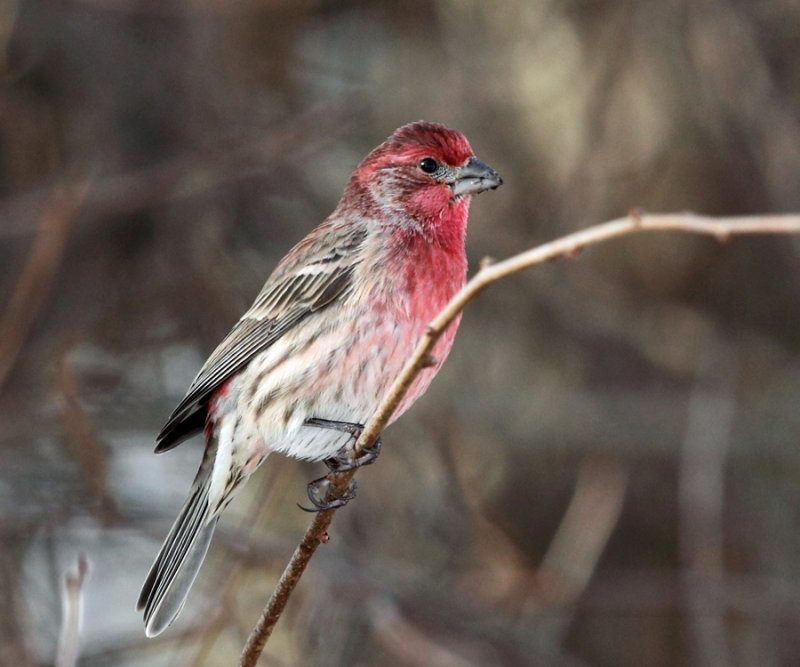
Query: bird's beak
[{"left": 450, "top": 157, "right": 503, "bottom": 197}]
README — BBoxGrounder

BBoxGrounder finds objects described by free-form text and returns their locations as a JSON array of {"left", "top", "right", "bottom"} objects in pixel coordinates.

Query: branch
[{"left": 238, "top": 211, "right": 800, "bottom": 665}]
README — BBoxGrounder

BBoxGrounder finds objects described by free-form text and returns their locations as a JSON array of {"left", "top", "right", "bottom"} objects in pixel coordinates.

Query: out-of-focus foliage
[{"left": 2, "top": 1, "right": 800, "bottom": 665}]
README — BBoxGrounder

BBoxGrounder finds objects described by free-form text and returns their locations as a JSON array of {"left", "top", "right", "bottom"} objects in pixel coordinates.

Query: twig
[
  {"left": 238, "top": 211, "right": 800, "bottom": 665},
  {"left": 238, "top": 509, "right": 336, "bottom": 666}
]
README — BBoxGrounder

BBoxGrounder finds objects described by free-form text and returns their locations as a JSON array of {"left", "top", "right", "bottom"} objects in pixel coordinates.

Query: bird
[{"left": 137, "top": 121, "right": 502, "bottom": 637}]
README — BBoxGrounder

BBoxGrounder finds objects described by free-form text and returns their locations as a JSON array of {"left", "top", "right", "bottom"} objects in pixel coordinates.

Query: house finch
[{"left": 138, "top": 121, "right": 502, "bottom": 637}]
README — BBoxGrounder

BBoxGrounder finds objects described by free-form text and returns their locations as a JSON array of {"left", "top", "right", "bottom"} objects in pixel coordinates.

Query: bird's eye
[{"left": 418, "top": 157, "right": 439, "bottom": 174}]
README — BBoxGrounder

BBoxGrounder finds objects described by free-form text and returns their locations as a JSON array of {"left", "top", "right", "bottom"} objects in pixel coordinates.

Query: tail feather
[
  {"left": 146, "top": 485, "right": 207, "bottom": 606},
  {"left": 138, "top": 477, "right": 218, "bottom": 637}
]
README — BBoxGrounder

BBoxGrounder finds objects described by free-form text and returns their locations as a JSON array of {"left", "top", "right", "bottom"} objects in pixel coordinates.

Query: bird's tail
[{"left": 137, "top": 466, "right": 218, "bottom": 637}]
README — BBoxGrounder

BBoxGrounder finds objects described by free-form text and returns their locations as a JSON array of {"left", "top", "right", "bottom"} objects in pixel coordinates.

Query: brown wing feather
[{"left": 155, "top": 226, "right": 366, "bottom": 452}]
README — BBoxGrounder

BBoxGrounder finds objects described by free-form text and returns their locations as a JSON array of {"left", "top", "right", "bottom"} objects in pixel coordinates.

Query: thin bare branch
[
  {"left": 239, "top": 211, "right": 800, "bottom": 665},
  {"left": 237, "top": 510, "right": 336, "bottom": 666}
]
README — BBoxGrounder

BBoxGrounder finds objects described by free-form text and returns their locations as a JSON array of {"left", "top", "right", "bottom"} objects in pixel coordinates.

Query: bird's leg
[
  {"left": 304, "top": 417, "right": 382, "bottom": 472},
  {"left": 298, "top": 418, "right": 382, "bottom": 512}
]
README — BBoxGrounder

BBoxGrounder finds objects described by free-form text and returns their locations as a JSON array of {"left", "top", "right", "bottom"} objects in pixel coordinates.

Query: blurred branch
[
  {"left": 0, "top": 178, "right": 90, "bottom": 392},
  {"left": 0, "top": 106, "right": 358, "bottom": 241},
  {"left": 687, "top": 0, "right": 800, "bottom": 207},
  {"left": 55, "top": 338, "right": 119, "bottom": 524},
  {"left": 0, "top": 0, "right": 19, "bottom": 74},
  {"left": 188, "top": 462, "right": 292, "bottom": 666},
  {"left": 533, "top": 456, "right": 628, "bottom": 643},
  {"left": 238, "top": 211, "right": 800, "bottom": 665},
  {"left": 539, "top": 457, "right": 628, "bottom": 599},
  {"left": 55, "top": 553, "right": 91, "bottom": 667},
  {"left": 679, "top": 346, "right": 737, "bottom": 667},
  {"left": 439, "top": 416, "right": 626, "bottom": 634},
  {"left": 367, "top": 594, "right": 487, "bottom": 667},
  {"left": 0, "top": 533, "right": 36, "bottom": 667}
]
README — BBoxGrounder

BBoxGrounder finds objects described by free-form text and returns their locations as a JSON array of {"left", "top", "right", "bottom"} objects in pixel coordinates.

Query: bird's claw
[
  {"left": 299, "top": 418, "right": 381, "bottom": 511},
  {"left": 298, "top": 475, "right": 357, "bottom": 512},
  {"left": 304, "top": 417, "right": 383, "bottom": 472},
  {"left": 324, "top": 436, "right": 382, "bottom": 472}
]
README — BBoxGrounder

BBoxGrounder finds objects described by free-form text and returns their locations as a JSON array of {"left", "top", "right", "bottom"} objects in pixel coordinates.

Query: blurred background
[{"left": 2, "top": 1, "right": 800, "bottom": 665}]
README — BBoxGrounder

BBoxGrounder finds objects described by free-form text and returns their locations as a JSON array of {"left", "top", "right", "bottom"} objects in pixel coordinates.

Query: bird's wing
[{"left": 155, "top": 225, "right": 367, "bottom": 452}]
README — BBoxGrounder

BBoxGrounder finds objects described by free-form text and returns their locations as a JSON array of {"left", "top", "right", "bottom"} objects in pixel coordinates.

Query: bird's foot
[
  {"left": 305, "top": 418, "right": 382, "bottom": 472},
  {"left": 298, "top": 418, "right": 382, "bottom": 511},
  {"left": 324, "top": 435, "right": 382, "bottom": 472},
  {"left": 299, "top": 475, "right": 357, "bottom": 512}
]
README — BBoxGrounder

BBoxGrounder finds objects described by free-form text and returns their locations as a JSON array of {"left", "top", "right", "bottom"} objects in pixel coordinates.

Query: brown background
[{"left": 2, "top": 1, "right": 800, "bottom": 665}]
